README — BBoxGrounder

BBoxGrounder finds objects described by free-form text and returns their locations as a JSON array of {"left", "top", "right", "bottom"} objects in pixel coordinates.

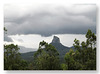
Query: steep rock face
[
  {"left": 51, "top": 36, "right": 60, "bottom": 43},
  {"left": 51, "top": 36, "right": 69, "bottom": 50}
]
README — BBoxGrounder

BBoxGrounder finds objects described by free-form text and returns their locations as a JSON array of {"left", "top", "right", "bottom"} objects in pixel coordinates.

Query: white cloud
[
  {"left": 8, "top": 34, "right": 52, "bottom": 48},
  {"left": 5, "top": 34, "right": 86, "bottom": 49},
  {"left": 4, "top": 4, "right": 96, "bottom": 53}
]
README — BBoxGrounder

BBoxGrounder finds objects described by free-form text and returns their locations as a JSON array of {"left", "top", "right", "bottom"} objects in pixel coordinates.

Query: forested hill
[
  {"left": 21, "top": 36, "right": 75, "bottom": 62},
  {"left": 5, "top": 29, "right": 96, "bottom": 70}
]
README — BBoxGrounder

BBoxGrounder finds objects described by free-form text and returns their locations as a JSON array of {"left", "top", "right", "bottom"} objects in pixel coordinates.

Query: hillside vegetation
[{"left": 4, "top": 29, "right": 96, "bottom": 70}]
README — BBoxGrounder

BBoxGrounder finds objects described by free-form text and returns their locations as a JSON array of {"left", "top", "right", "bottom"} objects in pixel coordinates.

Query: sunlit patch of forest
[{"left": 4, "top": 28, "right": 96, "bottom": 70}]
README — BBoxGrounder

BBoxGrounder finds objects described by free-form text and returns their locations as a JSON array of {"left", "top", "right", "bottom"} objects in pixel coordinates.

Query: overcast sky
[{"left": 4, "top": 4, "right": 96, "bottom": 52}]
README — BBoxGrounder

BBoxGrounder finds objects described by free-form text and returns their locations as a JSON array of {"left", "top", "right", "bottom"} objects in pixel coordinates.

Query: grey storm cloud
[{"left": 4, "top": 4, "right": 96, "bottom": 37}]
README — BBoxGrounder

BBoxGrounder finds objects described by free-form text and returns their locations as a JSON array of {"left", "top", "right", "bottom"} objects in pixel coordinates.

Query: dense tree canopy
[
  {"left": 33, "top": 41, "right": 60, "bottom": 70},
  {"left": 64, "top": 29, "right": 96, "bottom": 70},
  {"left": 4, "top": 29, "right": 96, "bottom": 70},
  {"left": 4, "top": 44, "right": 28, "bottom": 70}
]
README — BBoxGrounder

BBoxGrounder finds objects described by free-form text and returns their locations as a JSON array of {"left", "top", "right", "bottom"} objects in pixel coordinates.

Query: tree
[
  {"left": 33, "top": 41, "right": 60, "bottom": 70},
  {"left": 64, "top": 29, "right": 96, "bottom": 70},
  {"left": 4, "top": 27, "right": 28, "bottom": 70},
  {"left": 61, "top": 64, "right": 68, "bottom": 70},
  {"left": 64, "top": 49, "right": 75, "bottom": 70},
  {"left": 4, "top": 44, "right": 20, "bottom": 70},
  {"left": 4, "top": 44, "right": 28, "bottom": 70},
  {"left": 4, "top": 27, "right": 7, "bottom": 34},
  {"left": 74, "top": 29, "right": 96, "bottom": 70}
]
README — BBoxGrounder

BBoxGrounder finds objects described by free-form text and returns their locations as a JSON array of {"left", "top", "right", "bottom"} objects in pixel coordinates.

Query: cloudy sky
[{"left": 4, "top": 4, "right": 96, "bottom": 52}]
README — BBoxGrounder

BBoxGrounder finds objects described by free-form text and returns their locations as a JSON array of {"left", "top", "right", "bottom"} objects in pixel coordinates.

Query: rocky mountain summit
[
  {"left": 51, "top": 36, "right": 60, "bottom": 43},
  {"left": 51, "top": 36, "right": 69, "bottom": 50},
  {"left": 21, "top": 36, "right": 75, "bottom": 62}
]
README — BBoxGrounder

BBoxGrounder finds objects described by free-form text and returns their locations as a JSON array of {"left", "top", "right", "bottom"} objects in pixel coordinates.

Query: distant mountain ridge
[
  {"left": 21, "top": 36, "right": 75, "bottom": 62},
  {"left": 19, "top": 46, "right": 37, "bottom": 53}
]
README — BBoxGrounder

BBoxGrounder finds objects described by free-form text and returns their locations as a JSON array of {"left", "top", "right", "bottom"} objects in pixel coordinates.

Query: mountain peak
[{"left": 51, "top": 36, "right": 60, "bottom": 43}]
